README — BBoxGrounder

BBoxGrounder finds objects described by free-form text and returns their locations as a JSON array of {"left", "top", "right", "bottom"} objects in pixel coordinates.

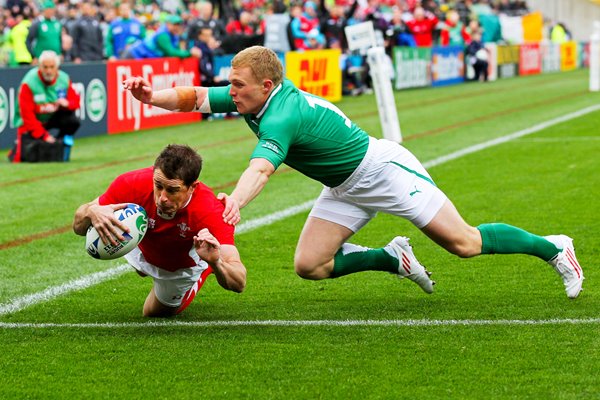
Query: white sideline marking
[
  {"left": 235, "top": 200, "right": 314, "bottom": 233},
  {"left": 1, "top": 105, "right": 599, "bottom": 318},
  {"left": 0, "top": 265, "right": 131, "bottom": 316},
  {"left": 517, "top": 136, "right": 600, "bottom": 142},
  {"left": 422, "top": 104, "right": 600, "bottom": 169},
  {"left": 2, "top": 318, "right": 600, "bottom": 329}
]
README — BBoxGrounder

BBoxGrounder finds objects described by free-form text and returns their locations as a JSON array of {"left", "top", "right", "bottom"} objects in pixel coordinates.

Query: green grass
[{"left": 1, "top": 69, "right": 599, "bottom": 399}]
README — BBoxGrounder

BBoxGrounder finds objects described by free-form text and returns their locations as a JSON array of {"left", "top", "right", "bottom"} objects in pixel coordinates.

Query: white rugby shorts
[
  {"left": 124, "top": 247, "right": 209, "bottom": 307},
  {"left": 309, "top": 136, "right": 447, "bottom": 231}
]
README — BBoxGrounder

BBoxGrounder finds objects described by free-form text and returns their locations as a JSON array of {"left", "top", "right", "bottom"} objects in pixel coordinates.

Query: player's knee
[
  {"left": 294, "top": 255, "right": 320, "bottom": 280},
  {"left": 447, "top": 242, "right": 475, "bottom": 258},
  {"left": 445, "top": 234, "right": 481, "bottom": 258}
]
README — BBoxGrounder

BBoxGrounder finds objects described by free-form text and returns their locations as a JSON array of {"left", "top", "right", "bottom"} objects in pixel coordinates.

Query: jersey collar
[
  {"left": 156, "top": 191, "right": 193, "bottom": 220},
  {"left": 255, "top": 83, "right": 282, "bottom": 119}
]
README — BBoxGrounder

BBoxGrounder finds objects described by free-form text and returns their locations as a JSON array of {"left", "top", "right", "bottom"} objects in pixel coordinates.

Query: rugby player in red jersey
[{"left": 73, "top": 144, "right": 246, "bottom": 317}]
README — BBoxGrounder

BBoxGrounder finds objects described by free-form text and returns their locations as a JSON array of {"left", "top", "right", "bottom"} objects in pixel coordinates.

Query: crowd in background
[
  {"left": 2, "top": 0, "right": 573, "bottom": 90},
  {"left": 0, "top": 0, "right": 543, "bottom": 65}
]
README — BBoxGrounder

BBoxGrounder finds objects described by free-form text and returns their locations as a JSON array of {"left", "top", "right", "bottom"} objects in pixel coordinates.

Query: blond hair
[{"left": 232, "top": 46, "right": 283, "bottom": 86}]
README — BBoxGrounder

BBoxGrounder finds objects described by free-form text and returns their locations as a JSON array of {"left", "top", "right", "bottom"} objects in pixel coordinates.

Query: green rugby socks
[
  {"left": 331, "top": 243, "right": 398, "bottom": 278},
  {"left": 477, "top": 223, "right": 560, "bottom": 261}
]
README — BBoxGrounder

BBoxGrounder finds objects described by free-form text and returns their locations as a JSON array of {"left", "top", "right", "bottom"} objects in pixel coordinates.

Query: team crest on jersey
[
  {"left": 177, "top": 222, "right": 191, "bottom": 238},
  {"left": 148, "top": 218, "right": 156, "bottom": 230}
]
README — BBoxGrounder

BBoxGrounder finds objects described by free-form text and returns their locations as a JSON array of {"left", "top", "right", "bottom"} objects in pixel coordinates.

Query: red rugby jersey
[{"left": 99, "top": 167, "right": 234, "bottom": 271}]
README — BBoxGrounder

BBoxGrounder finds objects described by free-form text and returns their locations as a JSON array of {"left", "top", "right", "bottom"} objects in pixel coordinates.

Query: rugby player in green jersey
[{"left": 124, "top": 46, "right": 584, "bottom": 298}]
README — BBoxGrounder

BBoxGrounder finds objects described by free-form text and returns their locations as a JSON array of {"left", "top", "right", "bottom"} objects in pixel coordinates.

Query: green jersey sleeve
[
  {"left": 249, "top": 116, "right": 297, "bottom": 171},
  {"left": 207, "top": 86, "right": 237, "bottom": 113}
]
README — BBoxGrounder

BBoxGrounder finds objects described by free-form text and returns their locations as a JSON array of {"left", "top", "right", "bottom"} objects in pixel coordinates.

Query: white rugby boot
[
  {"left": 545, "top": 235, "right": 584, "bottom": 299},
  {"left": 387, "top": 236, "right": 435, "bottom": 294}
]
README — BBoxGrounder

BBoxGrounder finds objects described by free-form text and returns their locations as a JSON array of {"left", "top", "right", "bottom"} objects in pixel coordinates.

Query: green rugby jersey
[{"left": 208, "top": 79, "right": 369, "bottom": 188}]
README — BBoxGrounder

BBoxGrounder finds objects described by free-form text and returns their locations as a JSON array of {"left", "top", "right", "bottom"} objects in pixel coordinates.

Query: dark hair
[{"left": 153, "top": 144, "right": 202, "bottom": 187}]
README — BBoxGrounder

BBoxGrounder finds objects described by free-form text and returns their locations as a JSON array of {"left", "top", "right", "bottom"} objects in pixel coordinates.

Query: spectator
[
  {"left": 472, "top": 0, "right": 502, "bottom": 43},
  {"left": 385, "top": 6, "right": 416, "bottom": 48},
  {"left": 61, "top": 3, "right": 78, "bottom": 36},
  {"left": 194, "top": 27, "right": 225, "bottom": 87},
  {"left": 440, "top": 9, "right": 470, "bottom": 46},
  {"left": 193, "top": 26, "right": 230, "bottom": 120},
  {"left": 6, "top": 0, "right": 27, "bottom": 18},
  {"left": 8, "top": 50, "right": 81, "bottom": 163},
  {"left": 455, "top": 0, "right": 473, "bottom": 25},
  {"left": 465, "top": 30, "right": 489, "bottom": 81},
  {"left": 123, "top": 14, "right": 201, "bottom": 59},
  {"left": 187, "top": 2, "right": 226, "bottom": 49},
  {"left": 26, "top": 0, "right": 66, "bottom": 63},
  {"left": 305, "top": 28, "right": 325, "bottom": 50},
  {"left": 551, "top": 22, "right": 571, "bottom": 44},
  {"left": 319, "top": 0, "right": 358, "bottom": 50},
  {"left": 71, "top": 2, "right": 104, "bottom": 62},
  {"left": 289, "top": 1, "right": 322, "bottom": 51},
  {"left": 405, "top": 6, "right": 439, "bottom": 47},
  {"left": 105, "top": 2, "right": 146, "bottom": 60},
  {"left": 225, "top": 10, "right": 256, "bottom": 35},
  {"left": 7, "top": 11, "right": 33, "bottom": 65}
]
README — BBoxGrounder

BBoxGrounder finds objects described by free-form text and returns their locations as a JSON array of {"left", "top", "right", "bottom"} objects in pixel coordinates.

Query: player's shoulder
[
  {"left": 261, "top": 80, "right": 304, "bottom": 127},
  {"left": 189, "top": 181, "right": 223, "bottom": 210},
  {"left": 187, "top": 182, "right": 231, "bottom": 226},
  {"left": 114, "top": 166, "right": 153, "bottom": 186}
]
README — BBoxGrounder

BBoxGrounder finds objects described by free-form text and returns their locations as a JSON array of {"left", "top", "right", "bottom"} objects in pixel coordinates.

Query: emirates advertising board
[{"left": 106, "top": 57, "right": 200, "bottom": 134}]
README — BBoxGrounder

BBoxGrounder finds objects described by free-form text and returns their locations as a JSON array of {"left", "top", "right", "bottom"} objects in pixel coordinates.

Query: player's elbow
[{"left": 225, "top": 268, "right": 247, "bottom": 293}]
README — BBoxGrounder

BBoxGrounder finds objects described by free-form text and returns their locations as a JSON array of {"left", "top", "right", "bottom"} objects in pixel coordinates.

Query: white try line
[
  {"left": 2, "top": 318, "right": 600, "bottom": 329},
  {"left": 1, "top": 104, "right": 599, "bottom": 318}
]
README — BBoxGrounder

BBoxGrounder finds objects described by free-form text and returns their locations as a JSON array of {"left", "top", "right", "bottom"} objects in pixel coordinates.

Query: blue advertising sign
[{"left": 430, "top": 46, "right": 465, "bottom": 87}]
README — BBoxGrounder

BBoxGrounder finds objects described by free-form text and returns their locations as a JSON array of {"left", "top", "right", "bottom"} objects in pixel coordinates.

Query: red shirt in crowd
[{"left": 406, "top": 15, "right": 439, "bottom": 47}]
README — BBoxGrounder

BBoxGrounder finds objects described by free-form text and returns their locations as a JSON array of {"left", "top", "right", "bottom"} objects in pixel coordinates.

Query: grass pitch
[{"left": 0, "top": 70, "right": 599, "bottom": 399}]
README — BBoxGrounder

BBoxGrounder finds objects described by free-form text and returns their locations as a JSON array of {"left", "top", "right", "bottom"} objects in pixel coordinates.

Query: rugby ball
[{"left": 85, "top": 203, "right": 148, "bottom": 260}]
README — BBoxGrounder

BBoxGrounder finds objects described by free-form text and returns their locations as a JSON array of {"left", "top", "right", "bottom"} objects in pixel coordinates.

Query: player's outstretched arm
[
  {"left": 223, "top": 158, "right": 275, "bottom": 225},
  {"left": 73, "top": 198, "right": 130, "bottom": 246},
  {"left": 194, "top": 229, "right": 246, "bottom": 292},
  {"left": 122, "top": 76, "right": 209, "bottom": 112}
]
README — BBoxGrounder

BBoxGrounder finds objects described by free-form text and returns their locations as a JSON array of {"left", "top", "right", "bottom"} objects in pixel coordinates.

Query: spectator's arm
[
  {"left": 25, "top": 21, "right": 39, "bottom": 57},
  {"left": 66, "top": 80, "right": 81, "bottom": 111},
  {"left": 105, "top": 27, "right": 115, "bottom": 58},
  {"left": 345, "top": 0, "right": 359, "bottom": 20},
  {"left": 71, "top": 24, "right": 80, "bottom": 60},
  {"left": 462, "top": 27, "right": 471, "bottom": 44},
  {"left": 18, "top": 84, "right": 50, "bottom": 140},
  {"left": 440, "top": 29, "right": 449, "bottom": 46},
  {"left": 290, "top": 18, "right": 307, "bottom": 39},
  {"left": 155, "top": 33, "right": 191, "bottom": 58}
]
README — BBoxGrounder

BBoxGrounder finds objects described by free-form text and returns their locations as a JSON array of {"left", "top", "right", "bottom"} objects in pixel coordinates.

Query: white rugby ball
[{"left": 86, "top": 203, "right": 148, "bottom": 260}]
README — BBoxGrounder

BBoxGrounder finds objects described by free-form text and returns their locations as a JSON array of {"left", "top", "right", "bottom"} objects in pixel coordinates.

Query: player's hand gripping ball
[{"left": 86, "top": 204, "right": 148, "bottom": 260}]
